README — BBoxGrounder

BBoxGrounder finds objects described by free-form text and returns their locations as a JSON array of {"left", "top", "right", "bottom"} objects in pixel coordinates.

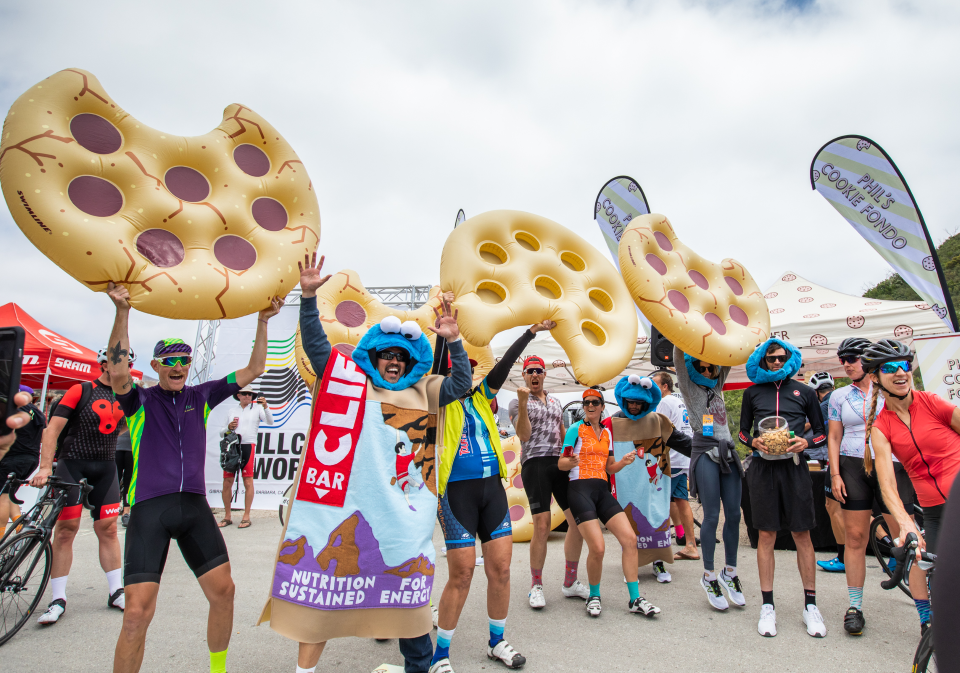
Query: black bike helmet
[
  {"left": 859, "top": 339, "right": 913, "bottom": 373},
  {"left": 836, "top": 337, "right": 872, "bottom": 360}
]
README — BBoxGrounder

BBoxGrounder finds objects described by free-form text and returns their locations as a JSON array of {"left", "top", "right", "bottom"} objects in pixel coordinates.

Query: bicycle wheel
[
  {"left": 869, "top": 515, "right": 911, "bottom": 597},
  {"left": 279, "top": 482, "right": 295, "bottom": 526},
  {"left": 0, "top": 531, "right": 51, "bottom": 647},
  {"left": 913, "top": 626, "right": 937, "bottom": 673}
]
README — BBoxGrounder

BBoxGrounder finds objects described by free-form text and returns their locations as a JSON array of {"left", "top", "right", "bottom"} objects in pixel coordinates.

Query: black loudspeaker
[{"left": 649, "top": 326, "right": 674, "bottom": 368}]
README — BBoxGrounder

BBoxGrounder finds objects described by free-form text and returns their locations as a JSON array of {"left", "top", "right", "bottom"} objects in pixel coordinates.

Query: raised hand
[
  {"left": 428, "top": 294, "right": 461, "bottom": 343},
  {"left": 259, "top": 296, "right": 285, "bottom": 321},
  {"left": 530, "top": 319, "right": 557, "bottom": 334},
  {"left": 298, "top": 252, "right": 332, "bottom": 298},
  {"left": 107, "top": 282, "right": 131, "bottom": 311},
  {"left": 517, "top": 387, "right": 530, "bottom": 405}
]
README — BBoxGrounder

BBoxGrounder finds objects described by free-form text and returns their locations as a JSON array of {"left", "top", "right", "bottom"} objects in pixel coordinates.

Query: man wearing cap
[
  {"left": 0, "top": 385, "right": 46, "bottom": 538},
  {"left": 508, "top": 340, "right": 588, "bottom": 610},
  {"left": 102, "top": 281, "right": 283, "bottom": 673},
  {"left": 219, "top": 386, "right": 274, "bottom": 528}
]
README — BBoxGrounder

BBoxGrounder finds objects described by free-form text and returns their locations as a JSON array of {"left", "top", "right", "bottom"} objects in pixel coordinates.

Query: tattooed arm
[{"left": 105, "top": 282, "right": 134, "bottom": 395}]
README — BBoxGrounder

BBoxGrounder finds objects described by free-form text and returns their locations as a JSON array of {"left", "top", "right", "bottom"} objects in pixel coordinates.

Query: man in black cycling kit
[
  {"left": 103, "top": 281, "right": 282, "bottom": 673},
  {"left": 31, "top": 349, "right": 137, "bottom": 624}
]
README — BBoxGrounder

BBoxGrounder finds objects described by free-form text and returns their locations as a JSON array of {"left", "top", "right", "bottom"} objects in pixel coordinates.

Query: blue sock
[
  {"left": 914, "top": 599, "right": 931, "bottom": 625},
  {"left": 488, "top": 617, "right": 505, "bottom": 648},
  {"left": 627, "top": 581, "right": 640, "bottom": 602},
  {"left": 589, "top": 583, "right": 600, "bottom": 598},
  {"left": 432, "top": 627, "right": 455, "bottom": 665},
  {"left": 847, "top": 586, "right": 863, "bottom": 610}
]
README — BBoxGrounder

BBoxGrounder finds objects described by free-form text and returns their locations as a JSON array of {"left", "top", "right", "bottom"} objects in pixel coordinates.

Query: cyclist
[
  {"left": 807, "top": 370, "right": 847, "bottom": 575},
  {"left": 0, "top": 385, "right": 45, "bottom": 538},
  {"left": 30, "top": 348, "right": 137, "bottom": 624},
  {"left": 861, "top": 339, "right": 960, "bottom": 636},
  {"left": 674, "top": 348, "right": 745, "bottom": 612},
  {"left": 103, "top": 281, "right": 281, "bottom": 673}
]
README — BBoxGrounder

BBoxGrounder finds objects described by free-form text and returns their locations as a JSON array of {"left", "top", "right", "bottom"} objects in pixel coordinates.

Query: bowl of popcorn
[{"left": 758, "top": 416, "right": 792, "bottom": 455}]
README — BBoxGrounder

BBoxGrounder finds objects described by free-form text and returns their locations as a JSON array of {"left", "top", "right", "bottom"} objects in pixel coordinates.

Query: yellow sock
[{"left": 210, "top": 649, "right": 227, "bottom": 673}]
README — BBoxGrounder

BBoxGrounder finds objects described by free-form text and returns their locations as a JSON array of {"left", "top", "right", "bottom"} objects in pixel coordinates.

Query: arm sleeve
[
  {"left": 738, "top": 389, "right": 755, "bottom": 447},
  {"left": 115, "top": 384, "right": 143, "bottom": 417},
  {"left": 665, "top": 427, "right": 693, "bottom": 457},
  {"left": 52, "top": 383, "right": 83, "bottom": 419},
  {"left": 805, "top": 389, "right": 828, "bottom": 448},
  {"left": 220, "top": 407, "right": 234, "bottom": 438},
  {"left": 299, "top": 295, "right": 332, "bottom": 378},
  {"left": 673, "top": 346, "right": 692, "bottom": 399},
  {"left": 262, "top": 404, "right": 274, "bottom": 425},
  {"left": 484, "top": 329, "right": 535, "bottom": 393},
  {"left": 439, "top": 340, "right": 473, "bottom": 406}
]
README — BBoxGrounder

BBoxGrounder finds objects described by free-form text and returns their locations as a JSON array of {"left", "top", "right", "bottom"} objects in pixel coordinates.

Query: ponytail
[{"left": 863, "top": 383, "right": 882, "bottom": 475}]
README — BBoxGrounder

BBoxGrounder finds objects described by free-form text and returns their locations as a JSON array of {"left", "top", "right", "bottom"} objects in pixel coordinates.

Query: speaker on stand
[{"left": 649, "top": 326, "right": 675, "bottom": 369}]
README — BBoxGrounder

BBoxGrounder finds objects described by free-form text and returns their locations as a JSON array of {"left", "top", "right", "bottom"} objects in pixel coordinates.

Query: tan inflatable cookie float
[
  {"left": 500, "top": 436, "right": 565, "bottom": 542},
  {"left": 294, "top": 269, "right": 493, "bottom": 386},
  {"left": 0, "top": 69, "right": 320, "bottom": 319},
  {"left": 618, "top": 214, "right": 769, "bottom": 366},
  {"left": 439, "top": 210, "right": 637, "bottom": 387}
]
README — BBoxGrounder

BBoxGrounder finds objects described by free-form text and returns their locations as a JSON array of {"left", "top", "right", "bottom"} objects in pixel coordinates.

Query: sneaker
[
  {"left": 120, "top": 513, "right": 130, "bottom": 528},
  {"left": 843, "top": 607, "right": 865, "bottom": 635},
  {"left": 108, "top": 588, "right": 125, "bottom": 611},
  {"left": 718, "top": 568, "right": 745, "bottom": 607},
  {"left": 561, "top": 579, "right": 589, "bottom": 600},
  {"left": 586, "top": 595, "right": 602, "bottom": 617},
  {"left": 37, "top": 599, "right": 66, "bottom": 625},
  {"left": 528, "top": 584, "right": 545, "bottom": 609},
  {"left": 652, "top": 561, "right": 672, "bottom": 583},
  {"left": 803, "top": 605, "right": 827, "bottom": 638},
  {"left": 816, "top": 557, "right": 845, "bottom": 573},
  {"left": 429, "top": 658, "right": 454, "bottom": 673},
  {"left": 700, "top": 576, "right": 729, "bottom": 611},
  {"left": 476, "top": 556, "right": 484, "bottom": 567},
  {"left": 487, "top": 639, "right": 526, "bottom": 669},
  {"left": 628, "top": 597, "right": 661, "bottom": 616},
  {"left": 432, "top": 603, "right": 439, "bottom": 629},
  {"left": 758, "top": 604, "right": 777, "bottom": 637}
]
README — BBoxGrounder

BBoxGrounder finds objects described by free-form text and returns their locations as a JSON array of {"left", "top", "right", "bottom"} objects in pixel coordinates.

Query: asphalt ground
[{"left": 2, "top": 508, "right": 925, "bottom": 672}]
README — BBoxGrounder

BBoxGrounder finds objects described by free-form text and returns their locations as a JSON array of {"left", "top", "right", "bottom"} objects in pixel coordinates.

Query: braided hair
[{"left": 862, "top": 381, "right": 882, "bottom": 475}]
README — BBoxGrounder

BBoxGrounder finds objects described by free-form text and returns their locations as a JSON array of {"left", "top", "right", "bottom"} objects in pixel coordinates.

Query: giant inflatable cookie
[
  {"left": 439, "top": 210, "right": 637, "bottom": 387},
  {"left": 294, "top": 269, "right": 493, "bottom": 386},
  {"left": 500, "top": 436, "right": 565, "bottom": 542},
  {"left": 619, "top": 214, "right": 769, "bottom": 365},
  {"left": 0, "top": 69, "right": 320, "bottom": 319}
]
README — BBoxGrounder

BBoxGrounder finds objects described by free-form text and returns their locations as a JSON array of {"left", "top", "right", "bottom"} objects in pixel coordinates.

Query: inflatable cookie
[
  {"left": 0, "top": 69, "right": 320, "bottom": 319},
  {"left": 293, "top": 269, "right": 493, "bottom": 386},
  {"left": 439, "top": 210, "right": 637, "bottom": 387},
  {"left": 501, "top": 436, "right": 565, "bottom": 542},
  {"left": 618, "top": 214, "right": 769, "bottom": 366}
]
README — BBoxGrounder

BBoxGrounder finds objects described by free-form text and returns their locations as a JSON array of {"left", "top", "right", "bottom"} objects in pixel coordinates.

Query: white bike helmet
[
  {"left": 97, "top": 347, "right": 137, "bottom": 365},
  {"left": 807, "top": 371, "right": 834, "bottom": 391}
]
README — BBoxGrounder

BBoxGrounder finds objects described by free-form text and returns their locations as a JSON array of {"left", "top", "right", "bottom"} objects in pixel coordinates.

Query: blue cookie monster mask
[
  {"left": 352, "top": 316, "right": 434, "bottom": 391},
  {"left": 614, "top": 374, "right": 662, "bottom": 420},
  {"left": 746, "top": 338, "right": 802, "bottom": 384},
  {"left": 684, "top": 354, "right": 718, "bottom": 389}
]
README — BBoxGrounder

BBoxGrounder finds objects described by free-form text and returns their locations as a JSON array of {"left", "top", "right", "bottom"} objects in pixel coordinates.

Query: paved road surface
[{"left": 2, "top": 510, "right": 923, "bottom": 672}]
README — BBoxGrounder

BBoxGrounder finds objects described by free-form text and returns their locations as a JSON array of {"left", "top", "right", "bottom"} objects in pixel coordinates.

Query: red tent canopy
[{"left": 0, "top": 302, "right": 143, "bottom": 392}]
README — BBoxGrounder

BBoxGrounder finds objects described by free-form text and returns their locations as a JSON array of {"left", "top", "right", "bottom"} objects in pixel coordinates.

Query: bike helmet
[
  {"left": 97, "top": 347, "right": 137, "bottom": 365},
  {"left": 836, "top": 337, "right": 872, "bottom": 360},
  {"left": 807, "top": 371, "right": 835, "bottom": 390},
  {"left": 859, "top": 339, "right": 913, "bottom": 373}
]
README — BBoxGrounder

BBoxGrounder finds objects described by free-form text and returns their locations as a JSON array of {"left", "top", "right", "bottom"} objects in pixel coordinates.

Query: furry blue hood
[
  {"left": 684, "top": 354, "right": 718, "bottom": 389},
  {"left": 746, "top": 338, "right": 802, "bottom": 384},
  {"left": 352, "top": 316, "right": 433, "bottom": 391},
  {"left": 614, "top": 374, "right": 662, "bottom": 420}
]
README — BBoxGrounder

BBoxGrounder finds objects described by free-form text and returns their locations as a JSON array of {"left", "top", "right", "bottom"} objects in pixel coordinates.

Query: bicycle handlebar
[
  {"left": 881, "top": 532, "right": 937, "bottom": 590},
  {"left": 2, "top": 475, "right": 95, "bottom": 512}
]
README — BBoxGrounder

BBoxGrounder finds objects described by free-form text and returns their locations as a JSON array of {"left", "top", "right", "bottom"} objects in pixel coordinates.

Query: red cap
[{"left": 523, "top": 356, "right": 545, "bottom": 370}]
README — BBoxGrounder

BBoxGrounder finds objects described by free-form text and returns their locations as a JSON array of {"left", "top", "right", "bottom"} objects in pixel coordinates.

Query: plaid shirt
[{"left": 508, "top": 394, "right": 563, "bottom": 462}]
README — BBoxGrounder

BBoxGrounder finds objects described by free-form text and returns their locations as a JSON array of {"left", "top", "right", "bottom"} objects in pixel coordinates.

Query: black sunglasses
[
  {"left": 839, "top": 356, "right": 860, "bottom": 365},
  {"left": 765, "top": 354, "right": 788, "bottom": 364},
  {"left": 697, "top": 363, "right": 716, "bottom": 373},
  {"left": 238, "top": 392, "right": 255, "bottom": 397},
  {"left": 582, "top": 399, "right": 603, "bottom": 408},
  {"left": 377, "top": 350, "right": 408, "bottom": 362},
  {"left": 525, "top": 368, "right": 544, "bottom": 375}
]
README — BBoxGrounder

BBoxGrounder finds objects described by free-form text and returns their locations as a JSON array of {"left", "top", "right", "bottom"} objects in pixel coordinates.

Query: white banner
[
  {"left": 203, "top": 302, "right": 313, "bottom": 511},
  {"left": 913, "top": 332, "right": 960, "bottom": 403}
]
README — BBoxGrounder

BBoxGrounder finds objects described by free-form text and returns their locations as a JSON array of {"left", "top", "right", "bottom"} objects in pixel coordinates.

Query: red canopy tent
[{"left": 0, "top": 303, "right": 143, "bottom": 403}]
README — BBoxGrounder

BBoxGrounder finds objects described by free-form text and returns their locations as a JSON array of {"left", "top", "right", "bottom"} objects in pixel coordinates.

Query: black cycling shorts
[
  {"left": 124, "top": 492, "right": 229, "bottom": 585},
  {"left": 838, "top": 456, "right": 916, "bottom": 512},
  {"left": 0, "top": 453, "right": 39, "bottom": 497},
  {"left": 438, "top": 475, "right": 512, "bottom": 550},
  {"left": 567, "top": 478, "right": 623, "bottom": 526},
  {"left": 55, "top": 459, "right": 121, "bottom": 521},
  {"left": 922, "top": 503, "right": 944, "bottom": 555},
  {"left": 746, "top": 457, "right": 815, "bottom": 532},
  {"left": 520, "top": 456, "right": 569, "bottom": 515}
]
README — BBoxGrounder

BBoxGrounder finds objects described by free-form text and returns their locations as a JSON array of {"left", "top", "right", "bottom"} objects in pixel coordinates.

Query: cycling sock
[
  {"left": 914, "top": 598, "right": 931, "bottom": 625},
  {"left": 105, "top": 568, "right": 123, "bottom": 594},
  {"left": 488, "top": 617, "right": 505, "bottom": 648},
  {"left": 836, "top": 544, "right": 845, "bottom": 564},
  {"left": 627, "top": 581, "right": 640, "bottom": 602},
  {"left": 51, "top": 576, "right": 68, "bottom": 602},
  {"left": 589, "top": 583, "right": 600, "bottom": 598},
  {"left": 563, "top": 560, "right": 578, "bottom": 588},
  {"left": 804, "top": 590, "right": 816, "bottom": 608},
  {"left": 210, "top": 649, "right": 227, "bottom": 673},
  {"left": 847, "top": 586, "right": 863, "bottom": 610},
  {"left": 703, "top": 570, "right": 717, "bottom": 582},
  {"left": 723, "top": 566, "right": 738, "bottom": 578},
  {"left": 296, "top": 667, "right": 317, "bottom": 673},
  {"left": 676, "top": 524, "right": 685, "bottom": 539},
  {"left": 761, "top": 590, "right": 774, "bottom": 607},
  {"left": 531, "top": 568, "right": 543, "bottom": 587},
  {"left": 432, "top": 627, "right": 455, "bottom": 664}
]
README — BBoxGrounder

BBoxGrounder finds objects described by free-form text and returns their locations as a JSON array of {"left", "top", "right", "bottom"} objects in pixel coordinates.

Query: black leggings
[{"left": 115, "top": 451, "right": 134, "bottom": 509}]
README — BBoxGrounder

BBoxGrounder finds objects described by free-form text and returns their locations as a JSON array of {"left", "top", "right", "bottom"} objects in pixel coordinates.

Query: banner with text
[
  {"left": 810, "top": 135, "right": 957, "bottom": 330},
  {"left": 912, "top": 333, "right": 960, "bottom": 403}
]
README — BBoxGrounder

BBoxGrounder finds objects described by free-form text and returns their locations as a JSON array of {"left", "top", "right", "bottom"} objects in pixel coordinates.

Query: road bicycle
[
  {"left": 881, "top": 532, "right": 936, "bottom": 672},
  {"left": 869, "top": 503, "right": 924, "bottom": 598}
]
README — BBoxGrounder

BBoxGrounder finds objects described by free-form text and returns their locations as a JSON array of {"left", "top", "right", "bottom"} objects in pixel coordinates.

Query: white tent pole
[{"left": 39, "top": 356, "right": 51, "bottom": 413}]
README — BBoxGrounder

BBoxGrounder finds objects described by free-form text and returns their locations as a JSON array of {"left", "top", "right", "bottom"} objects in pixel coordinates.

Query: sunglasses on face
[
  {"left": 765, "top": 354, "right": 788, "bottom": 364},
  {"left": 525, "top": 368, "right": 544, "bottom": 375},
  {"left": 582, "top": 399, "right": 603, "bottom": 408},
  {"left": 879, "top": 361, "right": 912, "bottom": 374},
  {"left": 157, "top": 355, "right": 192, "bottom": 367},
  {"left": 839, "top": 356, "right": 860, "bottom": 365},
  {"left": 238, "top": 392, "right": 255, "bottom": 397},
  {"left": 697, "top": 363, "right": 716, "bottom": 374},
  {"left": 377, "top": 350, "right": 408, "bottom": 363}
]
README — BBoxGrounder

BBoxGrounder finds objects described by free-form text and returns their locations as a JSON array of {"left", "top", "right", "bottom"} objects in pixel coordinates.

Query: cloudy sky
[{"left": 2, "top": 0, "right": 958, "bottom": 370}]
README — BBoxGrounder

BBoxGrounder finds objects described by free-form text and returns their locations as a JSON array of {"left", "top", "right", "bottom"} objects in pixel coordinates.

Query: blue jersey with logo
[{"left": 448, "top": 381, "right": 500, "bottom": 482}]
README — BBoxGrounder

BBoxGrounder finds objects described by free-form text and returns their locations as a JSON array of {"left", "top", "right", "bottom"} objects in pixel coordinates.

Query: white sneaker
[
  {"left": 758, "top": 604, "right": 777, "bottom": 637},
  {"left": 803, "top": 605, "right": 827, "bottom": 638},
  {"left": 561, "top": 579, "right": 589, "bottom": 599},
  {"left": 487, "top": 639, "right": 526, "bottom": 669},
  {"left": 528, "top": 584, "right": 545, "bottom": 609},
  {"left": 475, "top": 556, "right": 484, "bottom": 567},
  {"left": 718, "top": 568, "right": 745, "bottom": 607},
  {"left": 37, "top": 599, "right": 66, "bottom": 625},
  {"left": 429, "top": 658, "right": 454, "bottom": 673},
  {"left": 652, "top": 561, "right": 672, "bottom": 583},
  {"left": 700, "top": 576, "right": 729, "bottom": 611},
  {"left": 586, "top": 595, "right": 602, "bottom": 617}
]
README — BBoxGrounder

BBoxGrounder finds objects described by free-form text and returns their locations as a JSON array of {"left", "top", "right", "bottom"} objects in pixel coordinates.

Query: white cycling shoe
[
  {"left": 429, "top": 658, "right": 454, "bottom": 673},
  {"left": 487, "top": 639, "right": 526, "bottom": 669},
  {"left": 629, "top": 597, "right": 661, "bottom": 616},
  {"left": 37, "top": 599, "right": 66, "bottom": 625},
  {"left": 803, "top": 605, "right": 827, "bottom": 637},
  {"left": 758, "top": 604, "right": 777, "bottom": 637},
  {"left": 561, "top": 579, "right": 589, "bottom": 599},
  {"left": 528, "top": 584, "right": 545, "bottom": 609},
  {"left": 652, "top": 561, "right": 672, "bottom": 583},
  {"left": 586, "top": 595, "right": 602, "bottom": 617},
  {"left": 431, "top": 603, "right": 439, "bottom": 629},
  {"left": 108, "top": 588, "right": 125, "bottom": 611}
]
